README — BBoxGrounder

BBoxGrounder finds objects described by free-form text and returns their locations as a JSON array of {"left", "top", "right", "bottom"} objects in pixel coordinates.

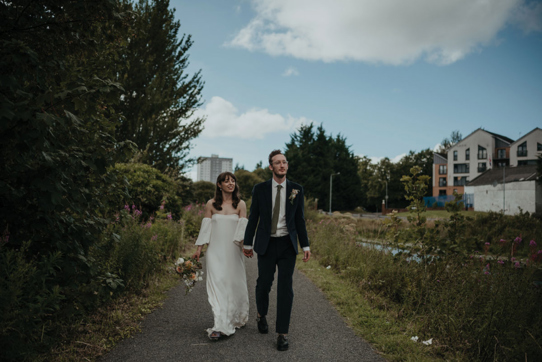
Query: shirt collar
[{"left": 272, "top": 177, "right": 287, "bottom": 188}]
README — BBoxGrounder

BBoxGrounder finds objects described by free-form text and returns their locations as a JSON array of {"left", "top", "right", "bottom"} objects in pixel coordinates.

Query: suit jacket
[{"left": 244, "top": 179, "right": 310, "bottom": 255}]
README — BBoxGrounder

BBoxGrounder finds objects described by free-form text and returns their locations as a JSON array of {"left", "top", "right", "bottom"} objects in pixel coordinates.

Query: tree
[
  {"left": 114, "top": 0, "right": 205, "bottom": 174},
  {"left": 437, "top": 130, "right": 462, "bottom": 153},
  {"left": 193, "top": 181, "right": 216, "bottom": 204},
  {"left": 285, "top": 123, "right": 362, "bottom": 210},
  {"left": 234, "top": 169, "right": 264, "bottom": 200}
]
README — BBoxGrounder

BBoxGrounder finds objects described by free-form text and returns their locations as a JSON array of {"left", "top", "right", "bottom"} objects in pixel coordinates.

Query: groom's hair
[{"left": 268, "top": 149, "right": 284, "bottom": 165}]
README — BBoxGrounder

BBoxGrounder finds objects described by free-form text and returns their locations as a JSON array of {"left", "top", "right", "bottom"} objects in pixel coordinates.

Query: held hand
[
  {"left": 302, "top": 250, "right": 311, "bottom": 262},
  {"left": 243, "top": 248, "right": 254, "bottom": 258},
  {"left": 192, "top": 250, "right": 201, "bottom": 262}
]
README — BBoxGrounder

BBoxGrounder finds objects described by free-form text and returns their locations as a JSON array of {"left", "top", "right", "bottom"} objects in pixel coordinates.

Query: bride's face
[{"left": 219, "top": 176, "right": 236, "bottom": 193}]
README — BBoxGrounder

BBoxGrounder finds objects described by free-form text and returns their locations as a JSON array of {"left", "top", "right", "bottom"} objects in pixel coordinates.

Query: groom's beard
[{"left": 273, "top": 171, "right": 286, "bottom": 180}]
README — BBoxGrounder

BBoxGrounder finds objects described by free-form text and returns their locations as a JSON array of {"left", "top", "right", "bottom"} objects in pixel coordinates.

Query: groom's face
[{"left": 269, "top": 154, "right": 288, "bottom": 178}]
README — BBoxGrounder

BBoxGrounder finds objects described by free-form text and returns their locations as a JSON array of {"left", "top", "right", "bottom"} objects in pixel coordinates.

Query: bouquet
[{"left": 174, "top": 257, "right": 203, "bottom": 294}]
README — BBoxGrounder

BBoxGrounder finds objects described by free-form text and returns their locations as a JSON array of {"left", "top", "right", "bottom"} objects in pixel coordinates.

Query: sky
[{"left": 169, "top": 0, "right": 542, "bottom": 180}]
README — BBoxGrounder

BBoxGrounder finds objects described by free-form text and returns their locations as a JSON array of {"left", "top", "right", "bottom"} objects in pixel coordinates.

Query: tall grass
[{"left": 307, "top": 216, "right": 542, "bottom": 360}]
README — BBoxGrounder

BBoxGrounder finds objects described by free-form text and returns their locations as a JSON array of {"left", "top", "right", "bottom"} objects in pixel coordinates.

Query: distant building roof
[
  {"left": 509, "top": 127, "right": 542, "bottom": 146},
  {"left": 467, "top": 165, "right": 538, "bottom": 187},
  {"left": 433, "top": 153, "right": 447, "bottom": 164},
  {"left": 486, "top": 130, "right": 514, "bottom": 144}
]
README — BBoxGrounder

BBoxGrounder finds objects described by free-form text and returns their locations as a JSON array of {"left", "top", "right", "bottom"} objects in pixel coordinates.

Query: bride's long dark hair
[{"left": 213, "top": 172, "right": 240, "bottom": 210}]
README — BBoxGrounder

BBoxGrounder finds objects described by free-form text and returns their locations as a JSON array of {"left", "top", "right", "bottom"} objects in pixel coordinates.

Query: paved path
[{"left": 100, "top": 256, "right": 384, "bottom": 362}]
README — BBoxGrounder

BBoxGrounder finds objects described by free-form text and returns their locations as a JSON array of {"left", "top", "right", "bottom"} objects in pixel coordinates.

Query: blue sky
[{"left": 169, "top": 0, "right": 542, "bottom": 180}]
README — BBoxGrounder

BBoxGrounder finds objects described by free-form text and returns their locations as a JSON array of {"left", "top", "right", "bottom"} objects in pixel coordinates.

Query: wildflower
[
  {"left": 151, "top": 234, "right": 158, "bottom": 241},
  {"left": 144, "top": 222, "right": 152, "bottom": 228},
  {"left": 484, "top": 271, "right": 490, "bottom": 275},
  {"left": 485, "top": 242, "right": 490, "bottom": 246},
  {"left": 514, "top": 237, "right": 522, "bottom": 244},
  {"left": 411, "top": 336, "right": 419, "bottom": 342},
  {"left": 529, "top": 240, "right": 536, "bottom": 247},
  {"left": 132, "top": 204, "right": 136, "bottom": 210},
  {"left": 514, "top": 262, "right": 521, "bottom": 268},
  {"left": 422, "top": 338, "right": 433, "bottom": 345},
  {"left": 160, "top": 204, "right": 164, "bottom": 210},
  {"left": 124, "top": 204, "right": 130, "bottom": 210},
  {"left": 511, "top": 257, "right": 516, "bottom": 262},
  {"left": 538, "top": 250, "right": 542, "bottom": 254},
  {"left": 326, "top": 265, "right": 331, "bottom": 269},
  {"left": 498, "top": 260, "right": 505, "bottom": 265},
  {"left": 167, "top": 213, "right": 172, "bottom": 220},
  {"left": 150, "top": 216, "right": 155, "bottom": 221},
  {"left": 499, "top": 239, "right": 506, "bottom": 242}
]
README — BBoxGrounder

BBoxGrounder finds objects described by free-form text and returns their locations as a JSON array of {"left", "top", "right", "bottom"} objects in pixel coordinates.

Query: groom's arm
[
  {"left": 295, "top": 187, "right": 310, "bottom": 261},
  {"left": 243, "top": 185, "right": 260, "bottom": 249}
]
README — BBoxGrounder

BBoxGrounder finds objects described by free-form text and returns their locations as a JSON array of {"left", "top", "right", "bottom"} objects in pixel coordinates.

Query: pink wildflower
[
  {"left": 498, "top": 260, "right": 504, "bottom": 265},
  {"left": 514, "top": 237, "right": 522, "bottom": 244},
  {"left": 124, "top": 204, "right": 130, "bottom": 211},
  {"left": 485, "top": 242, "right": 490, "bottom": 246},
  {"left": 167, "top": 213, "right": 172, "bottom": 220},
  {"left": 511, "top": 257, "right": 516, "bottom": 262},
  {"left": 151, "top": 234, "right": 158, "bottom": 241},
  {"left": 529, "top": 240, "right": 536, "bottom": 247},
  {"left": 514, "top": 262, "right": 521, "bottom": 268},
  {"left": 160, "top": 204, "right": 164, "bottom": 210}
]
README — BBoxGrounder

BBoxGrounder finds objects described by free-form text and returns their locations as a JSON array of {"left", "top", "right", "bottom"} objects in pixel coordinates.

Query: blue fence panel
[{"left": 423, "top": 194, "right": 474, "bottom": 208}]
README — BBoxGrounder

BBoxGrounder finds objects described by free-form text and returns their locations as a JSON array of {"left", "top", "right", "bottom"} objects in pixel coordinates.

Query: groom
[{"left": 243, "top": 149, "right": 310, "bottom": 351}]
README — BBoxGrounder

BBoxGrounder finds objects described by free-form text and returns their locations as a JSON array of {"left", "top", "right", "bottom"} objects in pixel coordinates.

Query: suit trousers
[{"left": 256, "top": 235, "right": 297, "bottom": 334}]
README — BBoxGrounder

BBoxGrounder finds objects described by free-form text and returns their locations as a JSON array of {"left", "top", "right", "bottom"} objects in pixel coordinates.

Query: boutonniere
[{"left": 289, "top": 189, "right": 300, "bottom": 204}]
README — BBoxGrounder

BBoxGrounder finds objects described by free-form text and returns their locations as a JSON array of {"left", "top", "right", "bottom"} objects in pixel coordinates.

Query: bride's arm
[
  {"left": 192, "top": 200, "right": 214, "bottom": 261},
  {"left": 239, "top": 200, "right": 247, "bottom": 219}
]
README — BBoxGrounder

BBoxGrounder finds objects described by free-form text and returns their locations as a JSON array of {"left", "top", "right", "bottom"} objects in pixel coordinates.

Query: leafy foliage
[
  {"left": 235, "top": 169, "right": 265, "bottom": 200},
  {"left": 192, "top": 181, "right": 216, "bottom": 204},
  {"left": 285, "top": 123, "right": 363, "bottom": 210},
  {"left": 114, "top": 0, "right": 205, "bottom": 174},
  {"left": 114, "top": 163, "right": 183, "bottom": 218}
]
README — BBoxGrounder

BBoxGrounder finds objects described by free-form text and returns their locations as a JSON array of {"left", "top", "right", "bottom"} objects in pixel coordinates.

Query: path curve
[{"left": 100, "top": 256, "right": 384, "bottom": 361}]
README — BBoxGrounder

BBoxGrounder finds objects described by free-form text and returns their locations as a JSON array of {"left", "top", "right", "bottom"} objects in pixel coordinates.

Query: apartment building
[
  {"left": 197, "top": 154, "right": 233, "bottom": 182},
  {"left": 432, "top": 128, "right": 514, "bottom": 197},
  {"left": 509, "top": 127, "right": 542, "bottom": 166}
]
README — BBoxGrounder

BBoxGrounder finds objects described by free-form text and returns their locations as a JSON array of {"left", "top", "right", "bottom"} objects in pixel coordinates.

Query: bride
[{"left": 192, "top": 172, "right": 249, "bottom": 341}]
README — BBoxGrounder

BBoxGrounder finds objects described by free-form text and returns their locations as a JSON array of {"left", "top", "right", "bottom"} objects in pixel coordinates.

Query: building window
[
  {"left": 538, "top": 142, "right": 542, "bottom": 151},
  {"left": 478, "top": 162, "right": 487, "bottom": 172},
  {"left": 439, "top": 190, "right": 447, "bottom": 196},
  {"left": 517, "top": 142, "right": 527, "bottom": 157},
  {"left": 439, "top": 165, "right": 447, "bottom": 174},
  {"left": 453, "top": 150, "right": 457, "bottom": 161},
  {"left": 439, "top": 177, "right": 447, "bottom": 187},
  {"left": 454, "top": 177, "right": 468, "bottom": 186},
  {"left": 465, "top": 148, "right": 470, "bottom": 160},
  {"left": 453, "top": 163, "right": 469, "bottom": 173},
  {"left": 518, "top": 160, "right": 537, "bottom": 166},
  {"left": 478, "top": 146, "right": 487, "bottom": 159},
  {"left": 497, "top": 149, "right": 506, "bottom": 159}
]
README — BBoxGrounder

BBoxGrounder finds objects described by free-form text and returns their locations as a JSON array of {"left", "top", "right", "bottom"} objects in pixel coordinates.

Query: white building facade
[
  {"left": 197, "top": 154, "right": 233, "bottom": 182},
  {"left": 509, "top": 127, "right": 542, "bottom": 167}
]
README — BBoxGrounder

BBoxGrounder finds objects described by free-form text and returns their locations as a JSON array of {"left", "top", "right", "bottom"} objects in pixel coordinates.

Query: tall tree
[
  {"left": 115, "top": 0, "right": 205, "bottom": 173},
  {"left": 285, "top": 123, "right": 362, "bottom": 211},
  {"left": 437, "top": 130, "right": 462, "bottom": 153}
]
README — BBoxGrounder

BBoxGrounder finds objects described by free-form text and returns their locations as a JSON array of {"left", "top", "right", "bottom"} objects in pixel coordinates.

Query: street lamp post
[{"left": 329, "top": 172, "right": 340, "bottom": 214}]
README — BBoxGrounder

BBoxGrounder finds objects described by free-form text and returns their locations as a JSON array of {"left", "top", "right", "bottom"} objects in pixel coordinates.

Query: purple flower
[
  {"left": 538, "top": 250, "right": 542, "bottom": 254},
  {"left": 484, "top": 271, "right": 490, "bottom": 275},
  {"left": 167, "top": 213, "right": 172, "bottom": 220},
  {"left": 160, "top": 204, "right": 165, "bottom": 210},
  {"left": 514, "top": 262, "right": 521, "bottom": 268},
  {"left": 144, "top": 222, "right": 152, "bottom": 228},
  {"left": 514, "top": 237, "right": 522, "bottom": 244},
  {"left": 498, "top": 260, "right": 504, "bottom": 265},
  {"left": 529, "top": 240, "right": 536, "bottom": 247},
  {"left": 132, "top": 204, "right": 136, "bottom": 210},
  {"left": 485, "top": 242, "right": 490, "bottom": 246},
  {"left": 150, "top": 216, "right": 155, "bottom": 221},
  {"left": 500, "top": 239, "right": 506, "bottom": 242},
  {"left": 511, "top": 257, "right": 516, "bottom": 262},
  {"left": 124, "top": 204, "right": 130, "bottom": 210},
  {"left": 151, "top": 234, "right": 158, "bottom": 241},
  {"left": 486, "top": 263, "right": 490, "bottom": 269}
]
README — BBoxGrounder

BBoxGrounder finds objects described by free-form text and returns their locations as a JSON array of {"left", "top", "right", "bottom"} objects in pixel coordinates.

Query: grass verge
[
  {"left": 38, "top": 271, "right": 180, "bottom": 362},
  {"left": 296, "top": 256, "right": 460, "bottom": 362},
  {"left": 393, "top": 210, "right": 483, "bottom": 219}
]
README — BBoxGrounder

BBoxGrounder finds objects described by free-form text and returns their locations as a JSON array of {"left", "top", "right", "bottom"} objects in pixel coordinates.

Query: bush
[
  {"left": 192, "top": 181, "right": 215, "bottom": 204},
  {"left": 114, "top": 163, "right": 183, "bottom": 219}
]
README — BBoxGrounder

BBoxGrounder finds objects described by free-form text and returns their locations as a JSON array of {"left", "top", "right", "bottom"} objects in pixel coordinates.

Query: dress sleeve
[
  {"left": 195, "top": 218, "right": 212, "bottom": 245},
  {"left": 233, "top": 217, "right": 248, "bottom": 247}
]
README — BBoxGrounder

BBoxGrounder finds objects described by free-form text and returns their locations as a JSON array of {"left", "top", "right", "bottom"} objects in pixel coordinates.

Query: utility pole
[{"left": 329, "top": 172, "right": 340, "bottom": 214}]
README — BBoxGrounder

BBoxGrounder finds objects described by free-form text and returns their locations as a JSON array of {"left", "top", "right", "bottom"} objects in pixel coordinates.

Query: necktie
[{"left": 271, "top": 185, "right": 282, "bottom": 235}]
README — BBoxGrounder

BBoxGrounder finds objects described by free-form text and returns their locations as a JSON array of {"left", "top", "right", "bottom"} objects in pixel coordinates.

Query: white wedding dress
[{"left": 195, "top": 214, "right": 249, "bottom": 337}]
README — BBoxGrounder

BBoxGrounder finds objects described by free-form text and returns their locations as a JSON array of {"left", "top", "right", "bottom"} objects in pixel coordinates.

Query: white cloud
[
  {"left": 433, "top": 143, "right": 443, "bottom": 152},
  {"left": 227, "top": 0, "right": 535, "bottom": 65},
  {"left": 365, "top": 154, "right": 406, "bottom": 164},
  {"left": 194, "top": 96, "right": 309, "bottom": 139},
  {"left": 282, "top": 66, "right": 299, "bottom": 76}
]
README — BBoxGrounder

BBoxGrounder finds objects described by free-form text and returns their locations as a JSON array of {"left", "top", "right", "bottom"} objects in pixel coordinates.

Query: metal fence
[{"left": 423, "top": 194, "right": 474, "bottom": 209}]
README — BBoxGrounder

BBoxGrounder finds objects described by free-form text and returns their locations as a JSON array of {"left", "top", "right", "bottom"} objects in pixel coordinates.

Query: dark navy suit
[{"left": 244, "top": 178, "right": 309, "bottom": 333}]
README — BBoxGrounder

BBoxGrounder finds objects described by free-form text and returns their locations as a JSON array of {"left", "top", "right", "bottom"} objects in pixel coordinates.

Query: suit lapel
[
  {"left": 285, "top": 179, "right": 292, "bottom": 218},
  {"left": 264, "top": 179, "right": 273, "bottom": 216}
]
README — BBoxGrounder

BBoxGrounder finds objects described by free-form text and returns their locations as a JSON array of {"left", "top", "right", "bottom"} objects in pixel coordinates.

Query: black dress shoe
[
  {"left": 257, "top": 316, "right": 268, "bottom": 334},
  {"left": 277, "top": 334, "right": 289, "bottom": 351}
]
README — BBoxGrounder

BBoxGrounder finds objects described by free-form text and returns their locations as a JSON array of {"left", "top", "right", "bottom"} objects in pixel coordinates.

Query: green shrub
[
  {"left": 114, "top": 163, "right": 183, "bottom": 219},
  {"left": 192, "top": 181, "right": 216, "bottom": 204}
]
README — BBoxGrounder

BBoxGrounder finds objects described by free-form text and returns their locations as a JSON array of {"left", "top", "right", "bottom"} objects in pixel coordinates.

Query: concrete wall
[
  {"left": 466, "top": 181, "right": 540, "bottom": 215},
  {"left": 510, "top": 128, "right": 542, "bottom": 166}
]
